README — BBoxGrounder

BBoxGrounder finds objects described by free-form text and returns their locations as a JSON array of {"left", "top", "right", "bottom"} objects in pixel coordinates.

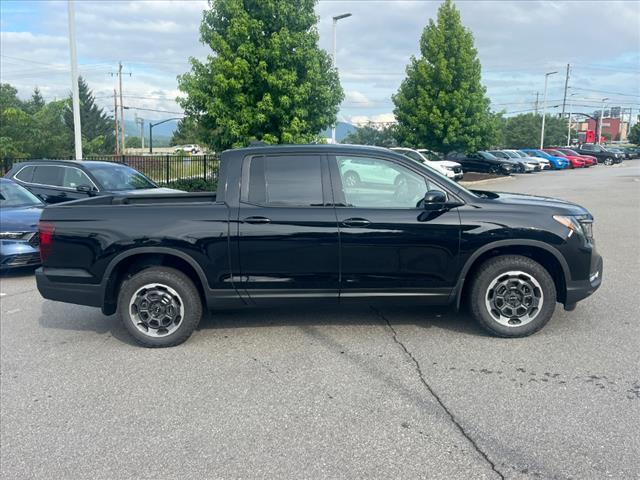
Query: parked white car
[
  {"left": 391, "top": 147, "right": 464, "bottom": 181},
  {"left": 509, "top": 149, "right": 551, "bottom": 170},
  {"left": 174, "top": 144, "right": 201, "bottom": 154}
]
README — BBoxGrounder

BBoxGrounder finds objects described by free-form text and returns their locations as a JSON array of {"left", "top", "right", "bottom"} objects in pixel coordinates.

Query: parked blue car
[
  {"left": 521, "top": 149, "right": 569, "bottom": 170},
  {"left": 0, "top": 178, "right": 44, "bottom": 270}
]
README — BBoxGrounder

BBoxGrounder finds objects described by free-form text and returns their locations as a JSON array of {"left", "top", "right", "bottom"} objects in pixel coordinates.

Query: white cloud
[{"left": 1, "top": 0, "right": 638, "bottom": 123}]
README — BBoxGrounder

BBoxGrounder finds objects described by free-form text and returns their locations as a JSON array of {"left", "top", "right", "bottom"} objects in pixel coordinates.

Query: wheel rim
[
  {"left": 129, "top": 283, "right": 185, "bottom": 337},
  {"left": 485, "top": 271, "right": 544, "bottom": 327}
]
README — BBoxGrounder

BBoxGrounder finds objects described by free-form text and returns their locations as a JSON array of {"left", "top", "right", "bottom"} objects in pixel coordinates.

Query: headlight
[
  {"left": 0, "top": 232, "right": 31, "bottom": 240},
  {"left": 553, "top": 215, "right": 594, "bottom": 242}
]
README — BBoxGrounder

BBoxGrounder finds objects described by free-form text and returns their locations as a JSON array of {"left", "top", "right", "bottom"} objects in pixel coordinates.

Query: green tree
[
  {"left": 171, "top": 117, "right": 205, "bottom": 146},
  {"left": 393, "top": 0, "right": 498, "bottom": 153},
  {"left": 627, "top": 123, "right": 640, "bottom": 145},
  {"left": 126, "top": 136, "right": 142, "bottom": 148},
  {"left": 501, "top": 113, "right": 567, "bottom": 148},
  {"left": 64, "top": 77, "right": 115, "bottom": 154},
  {"left": 32, "top": 100, "right": 73, "bottom": 158},
  {"left": 343, "top": 123, "right": 398, "bottom": 147},
  {"left": 0, "top": 83, "right": 24, "bottom": 111},
  {"left": 178, "top": 0, "right": 343, "bottom": 151},
  {"left": 25, "top": 87, "right": 45, "bottom": 114}
]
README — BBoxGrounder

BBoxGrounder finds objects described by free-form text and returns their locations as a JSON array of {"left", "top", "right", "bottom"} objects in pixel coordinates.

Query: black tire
[
  {"left": 468, "top": 255, "right": 556, "bottom": 338},
  {"left": 604, "top": 157, "right": 613, "bottom": 166},
  {"left": 117, "top": 267, "right": 203, "bottom": 347}
]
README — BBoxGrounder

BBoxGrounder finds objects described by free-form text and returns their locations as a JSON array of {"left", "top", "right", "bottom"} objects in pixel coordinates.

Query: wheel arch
[
  {"left": 454, "top": 240, "right": 570, "bottom": 309},
  {"left": 102, "top": 248, "right": 209, "bottom": 315}
]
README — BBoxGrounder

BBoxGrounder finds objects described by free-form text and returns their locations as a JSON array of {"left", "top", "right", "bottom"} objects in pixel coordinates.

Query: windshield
[
  {"left": 478, "top": 151, "right": 499, "bottom": 161},
  {"left": 395, "top": 149, "right": 427, "bottom": 163},
  {"left": 503, "top": 151, "right": 520, "bottom": 158},
  {"left": 0, "top": 181, "right": 42, "bottom": 208},
  {"left": 85, "top": 164, "right": 157, "bottom": 191},
  {"left": 488, "top": 150, "right": 508, "bottom": 159},
  {"left": 560, "top": 149, "right": 579, "bottom": 156},
  {"left": 545, "top": 149, "right": 564, "bottom": 156},
  {"left": 417, "top": 149, "right": 442, "bottom": 162},
  {"left": 514, "top": 151, "right": 528, "bottom": 158}
]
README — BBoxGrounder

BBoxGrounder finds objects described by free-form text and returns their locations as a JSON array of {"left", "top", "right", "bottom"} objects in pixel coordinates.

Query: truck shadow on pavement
[{"left": 38, "top": 302, "right": 488, "bottom": 347}]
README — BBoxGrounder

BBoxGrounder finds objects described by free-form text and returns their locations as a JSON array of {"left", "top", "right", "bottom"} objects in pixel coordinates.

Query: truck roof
[{"left": 222, "top": 143, "right": 395, "bottom": 157}]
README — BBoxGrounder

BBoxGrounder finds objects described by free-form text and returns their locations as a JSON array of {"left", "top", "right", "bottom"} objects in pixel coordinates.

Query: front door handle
[
  {"left": 342, "top": 218, "right": 370, "bottom": 227},
  {"left": 243, "top": 216, "right": 271, "bottom": 224}
]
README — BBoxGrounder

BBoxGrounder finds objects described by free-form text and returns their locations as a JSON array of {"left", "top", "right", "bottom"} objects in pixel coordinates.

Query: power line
[{"left": 569, "top": 87, "right": 640, "bottom": 98}]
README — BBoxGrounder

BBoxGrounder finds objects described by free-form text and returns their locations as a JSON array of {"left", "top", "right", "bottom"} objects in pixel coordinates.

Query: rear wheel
[
  {"left": 469, "top": 255, "right": 556, "bottom": 337},
  {"left": 118, "top": 267, "right": 203, "bottom": 347}
]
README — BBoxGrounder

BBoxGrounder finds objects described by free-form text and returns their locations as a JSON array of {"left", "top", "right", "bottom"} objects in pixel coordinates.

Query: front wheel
[
  {"left": 603, "top": 157, "right": 613, "bottom": 166},
  {"left": 469, "top": 255, "right": 556, "bottom": 337},
  {"left": 118, "top": 267, "right": 203, "bottom": 347}
]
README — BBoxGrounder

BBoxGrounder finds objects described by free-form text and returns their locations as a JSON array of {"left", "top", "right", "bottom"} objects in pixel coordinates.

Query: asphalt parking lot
[{"left": 1, "top": 163, "right": 639, "bottom": 479}]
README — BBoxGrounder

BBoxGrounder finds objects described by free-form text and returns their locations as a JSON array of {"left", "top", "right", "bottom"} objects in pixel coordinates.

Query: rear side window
[
  {"left": 246, "top": 155, "right": 323, "bottom": 207},
  {"left": 14, "top": 165, "right": 35, "bottom": 183},
  {"left": 32, "top": 166, "right": 64, "bottom": 187}
]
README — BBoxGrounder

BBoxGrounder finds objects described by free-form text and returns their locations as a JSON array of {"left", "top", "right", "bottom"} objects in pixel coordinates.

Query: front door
[
  {"left": 329, "top": 154, "right": 462, "bottom": 300},
  {"left": 238, "top": 154, "right": 340, "bottom": 302}
]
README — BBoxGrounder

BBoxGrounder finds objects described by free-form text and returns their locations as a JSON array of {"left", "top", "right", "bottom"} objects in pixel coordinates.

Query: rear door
[
  {"left": 21, "top": 165, "right": 95, "bottom": 204},
  {"left": 329, "top": 153, "right": 462, "bottom": 300},
  {"left": 237, "top": 153, "right": 340, "bottom": 301}
]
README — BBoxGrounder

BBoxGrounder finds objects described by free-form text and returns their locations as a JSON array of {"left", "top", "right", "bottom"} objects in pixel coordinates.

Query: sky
[{"left": 1, "top": 0, "right": 639, "bottom": 125}]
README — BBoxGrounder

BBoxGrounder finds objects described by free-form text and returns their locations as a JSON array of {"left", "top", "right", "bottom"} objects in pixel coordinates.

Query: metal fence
[{"left": 1, "top": 155, "right": 220, "bottom": 185}]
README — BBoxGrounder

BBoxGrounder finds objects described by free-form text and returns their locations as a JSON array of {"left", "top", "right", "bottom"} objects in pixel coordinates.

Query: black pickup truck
[{"left": 36, "top": 145, "right": 603, "bottom": 347}]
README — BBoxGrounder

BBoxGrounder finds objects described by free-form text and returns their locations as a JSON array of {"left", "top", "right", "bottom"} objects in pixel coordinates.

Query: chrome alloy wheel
[
  {"left": 129, "top": 283, "right": 185, "bottom": 337},
  {"left": 485, "top": 271, "right": 544, "bottom": 327}
]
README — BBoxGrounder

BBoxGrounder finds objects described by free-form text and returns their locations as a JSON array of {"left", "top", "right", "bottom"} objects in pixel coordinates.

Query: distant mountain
[
  {"left": 321, "top": 121, "right": 357, "bottom": 142},
  {"left": 124, "top": 118, "right": 179, "bottom": 137},
  {"left": 122, "top": 119, "right": 358, "bottom": 144}
]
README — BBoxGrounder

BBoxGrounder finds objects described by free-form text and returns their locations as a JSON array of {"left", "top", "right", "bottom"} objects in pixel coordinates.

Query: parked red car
[
  {"left": 555, "top": 148, "right": 597, "bottom": 167},
  {"left": 543, "top": 149, "right": 586, "bottom": 168}
]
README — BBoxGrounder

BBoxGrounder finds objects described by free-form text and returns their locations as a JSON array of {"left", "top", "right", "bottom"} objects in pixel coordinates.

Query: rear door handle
[
  {"left": 342, "top": 218, "right": 370, "bottom": 227},
  {"left": 243, "top": 216, "right": 271, "bottom": 224}
]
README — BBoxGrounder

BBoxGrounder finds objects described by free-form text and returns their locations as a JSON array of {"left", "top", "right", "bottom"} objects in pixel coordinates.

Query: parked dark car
[
  {"left": 0, "top": 178, "right": 44, "bottom": 270},
  {"left": 573, "top": 144, "right": 621, "bottom": 165},
  {"left": 4, "top": 160, "right": 182, "bottom": 204},
  {"left": 445, "top": 151, "right": 518, "bottom": 174},
  {"left": 35, "top": 145, "right": 602, "bottom": 347}
]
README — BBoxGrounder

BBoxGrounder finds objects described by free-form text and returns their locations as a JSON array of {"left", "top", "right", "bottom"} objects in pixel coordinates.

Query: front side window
[
  {"left": 581, "top": 144, "right": 595, "bottom": 151},
  {"left": 62, "top": 168, "right": 94, "bottom": 189},
  {"left": 246, "top": 155, "right": 324, "bottom": 207},
  {"left": 85, "top": 164, "right": 156, "bottom": 191},
  {"left": 337, "top": 156, "right": 429, "bottom": 209},
  {"left": 32, "top": 165, "right": 63, "bottom": 187}
]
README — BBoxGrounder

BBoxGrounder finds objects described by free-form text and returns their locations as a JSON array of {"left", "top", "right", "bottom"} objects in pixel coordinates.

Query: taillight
[{"left": 38, "top": 221, "right": 55, "bottom": 263}]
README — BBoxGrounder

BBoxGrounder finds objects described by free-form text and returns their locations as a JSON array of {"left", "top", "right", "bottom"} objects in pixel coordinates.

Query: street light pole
[
  {"left": 331, "top": 12, "right": 352, "bottom": 144},
  {"left": 540, "top": 71, "right": 558, "bottom": 149},
  {"left": 67, "top": 0, "right": 82, "bottom": 160},
  {"left": 567, "top": 92, "right": 578, "bottom": 146},
  {"left": 148, "top": 117, "right": 183, "bottom": 154},
  {"left": 597, "top": 97, "right": 609, "bottom": 145}
]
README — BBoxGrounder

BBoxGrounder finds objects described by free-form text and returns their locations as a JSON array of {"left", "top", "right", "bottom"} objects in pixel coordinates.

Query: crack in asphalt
[{"left": 372, "top": 307, "right": 505, "bottom": 480}]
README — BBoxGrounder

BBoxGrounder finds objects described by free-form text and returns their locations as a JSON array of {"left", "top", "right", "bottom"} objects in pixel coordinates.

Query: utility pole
[
  {"left": 113, "top": 89, "right": 120, "bottom": 155},
  {"left": 561, "top": 63, "right": 570, "bottom": 117},
  {"left": 135, "top": 115, "right": 145, "bottom": 150},
  {"left": 567, "top": 92, "right": 578, "bottom": 146},
  {"left": 597, "top": 98, "right": 609, "bottom": 145},
  {"left": 331, "top": 12, "right": 352, "bottom": 144},
  {"left": 534, "top": 92, "right": 539, "bottom": 115},
  {"left": 67, "top": 0, "right": 82, "bottom": 159},
  {"left": 540, "top": 71, "right": 558, "bottom": 149},
  {"left": 118, "top": 62, "right": 126, "bottom": 154}
]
